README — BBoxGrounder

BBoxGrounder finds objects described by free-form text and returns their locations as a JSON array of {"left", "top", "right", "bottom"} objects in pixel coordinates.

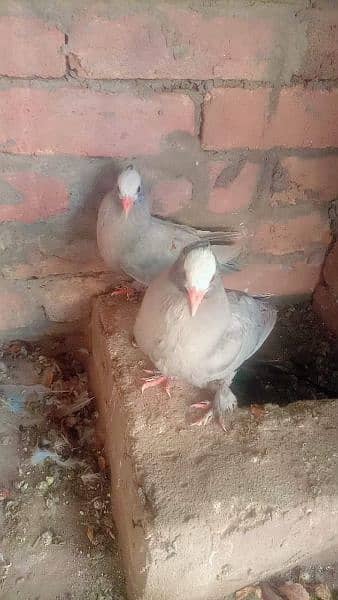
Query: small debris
[
  {"left": 17, "top": 480, "right": 28, "bottom": 492},
  {"left": 261, "top": 583, "right": 283, "bottom": 600},
  {"left": 249, "top": 404, "right": 267, "bottom": 419},
  {"left": 97, "top": 454, "right": 106, "bottom": 472},
  {"left": 6, "top": 341, "right": 27, "bottom": 356},
  {"left": 32, "top": 530, "right": 55, "bottom": 547},
  {"left": 55, "top": 393, "right": 92, "bottom": 418},
  {"left": 80, "top": 472, "right": 101, "bottom": 485},
  {"left": 29, "top": 448, "right": 84, "bottom": 469},
  {"left": 313, "top": 583, "right": 332, "bottom": 600},
  {"left": 41, "top": 365, "right": 57, "bottom": 387},
  {"left": 236, "top": 585, "right": 263, "bottom": 600},
  {"left": 0, "top": 384, "right": 48, "bottom": 414},
  {"left": 279, "top": 583, "right": 310, "bottom": 600},
  {"left": 299, "top": 571, "right": 312, "bottom": 584},
  {"left": 86, "top": 526, "right": 96, "bottom": 545},
  {"left": 0, "top": 488, "right": 11, "bottom": 501}
]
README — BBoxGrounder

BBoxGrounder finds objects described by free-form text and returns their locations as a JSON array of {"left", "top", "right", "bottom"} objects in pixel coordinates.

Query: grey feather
[
  {"left": 97, "top": 167, "right": 241, "bottom": 286},
  {"left": 134, "top": 243, "right": 277, "bottom": 425}
]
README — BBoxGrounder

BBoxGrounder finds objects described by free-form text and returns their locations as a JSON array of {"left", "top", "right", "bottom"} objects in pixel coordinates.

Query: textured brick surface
[
  {"left": 252, "top": 214, "right": 331, "bottom": 256},
  {"left": 1, "top": 240, "right": 105, "bottom": 280},
  {"left": 69, "top": 11, "right": 275, "bottom": 80},
  {"left": 39, "top": 275, "right": 113, "bottom": 322},
  {"left": 0, "top": 88, "right": 195, "bottom": 157},
  {"left": 0, "top": 282, "right": 43, "bottom": 331},
  {"left": 302, "top": 12, "right": 338, "bottom": 80},
  {"left": 0, "top": 16, "right": 65, "bottom": 78},
  {"left": 0, "top": 1, "right": 337, "bottom": 338},
  {"left": 202, "top": 88, "right": 338, "bottom": 150},
  {"left": 0, "top": 172, "right": 69, "bottom": 223},
  {"left": 266, "top": 88, "right": 338, "bottom": 149},
  {"left": 150, "top": 178, "right": 192, "bottom": 216},
  {"left": 208, "top": 162, "right": 260, "bottom": 214},
  {"left": 272, "top": 155, "right": 338, "bottom": 205},
  {"left": 202, "top": 88, "right": 269, "bottom": 150},
  {"left": 223, "top": 262, "right": 322, "bottom": 296}
]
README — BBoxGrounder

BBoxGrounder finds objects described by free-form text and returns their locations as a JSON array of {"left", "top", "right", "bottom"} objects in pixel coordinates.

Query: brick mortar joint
[
  {"left": 12, "top": 271, "right": 115, "bottom": 284},
  {"left": 0, "top": 77, "right": 338, "bottom": 92}
]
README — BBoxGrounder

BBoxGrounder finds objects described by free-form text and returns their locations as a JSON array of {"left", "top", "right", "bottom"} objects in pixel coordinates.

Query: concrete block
[{"left": 90, "top": 295, "right": 338, "bottom": 600}]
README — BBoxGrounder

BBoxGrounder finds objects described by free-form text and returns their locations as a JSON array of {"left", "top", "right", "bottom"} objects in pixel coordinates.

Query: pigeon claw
[
  {"left": 141, "top": 373, "right": 171, "bottom": 398},
  {"left": 189, "top": 400, "right": 229, "bottom": 431},
  {"left": 189, "top": 400, "right": 213, "bottom": 427},
  {"left": 111, "top": 285, "right": 137, "bottom": 301}
]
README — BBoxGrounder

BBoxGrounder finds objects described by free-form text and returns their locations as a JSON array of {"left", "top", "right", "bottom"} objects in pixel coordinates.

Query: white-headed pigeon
[
  {"left": 97, "top": 166, "right": 241, "bottom": 288},
  {"left": 133, "top": 241, "right": 277, "bottom": 429}
]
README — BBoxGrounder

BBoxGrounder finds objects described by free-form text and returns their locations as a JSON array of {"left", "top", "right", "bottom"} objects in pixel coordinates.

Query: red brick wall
[{"left": 0, "top": 1, "right": 337, "bottom": 338}]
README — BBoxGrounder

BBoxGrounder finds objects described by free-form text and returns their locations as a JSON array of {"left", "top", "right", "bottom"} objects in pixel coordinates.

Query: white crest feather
[
  {"left": 117, "top": 167, "right": 141, "bottom": 197},
  {"left": 184, "top": 246, "right": 216, "bottom": 291}
]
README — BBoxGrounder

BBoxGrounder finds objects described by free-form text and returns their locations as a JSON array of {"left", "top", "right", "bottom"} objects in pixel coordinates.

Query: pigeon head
[
  {"left": 117, "top": 166, "right": 143, "bottom": 217},
  {"left": 181, "top": 243, "right": 217, "bottom": 316}
]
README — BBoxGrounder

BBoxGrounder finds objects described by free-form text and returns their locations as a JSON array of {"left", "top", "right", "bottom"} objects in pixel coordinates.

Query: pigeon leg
[
  {"left": 213, "top": 382, "right": 237, "bottom": 432},
  {"left": 189, "top": 382, "right": 237, "bottom": 430},
  {"left": 111, "top": 285, "right": 138, "bottom": 300},
  {"left": 141, "top": 370, "right": 172, "bottom": 397},
  {"left": 189, "top": 400, "right": 214, "bottom": 427}
]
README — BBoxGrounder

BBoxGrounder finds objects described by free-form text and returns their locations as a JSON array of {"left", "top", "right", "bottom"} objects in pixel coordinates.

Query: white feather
[
  {"left": 117, "top": 167, "right": 141, "bottom": 198},
  {"left": 184, "top": 246, "right": 216, "bottom": 291}
]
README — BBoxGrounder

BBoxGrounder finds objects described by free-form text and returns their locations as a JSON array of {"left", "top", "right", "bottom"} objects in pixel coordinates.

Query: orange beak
[
  {"left": 122, "top": 196, "right": 134, "bottom": 217},
  {"left": 187, "top": 287, "right": 205, "bottom": 317}
]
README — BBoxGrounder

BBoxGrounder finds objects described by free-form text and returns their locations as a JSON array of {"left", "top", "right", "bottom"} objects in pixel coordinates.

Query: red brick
[
  {"left": 150, "top": 178, "right": 192, "bottom": 216},
  {"left": 223, "top": 262, "right": 321, "bottom": 296},
  {"left": 39, "top": 275, "right": 113, "bottom": 322},
  {"left": 0, "top": 16, "right": 65, "bottom": 78},
  {"left": 69, "top": 10, "right": 275, "bottom": 80},
  {"left": 266, "top": 88, "right": 338, "bottom": 149},
  {"left": 202, "top": 87, "right": 338, "bottom": 150},
  {"left": 0, "top": 88, "right": 195, "bottom": 157},
  {"left": 2, "top": 240, "right": 105, "bottom": 280},
  {"left": 0, "top": 283, "right": 42, "bottom": 331},
  {"left": 323, "top": 242, "right": 338, "bottom": 295},
  {"left": 208, "top": 162, "right": 260, "bottom": 214},
  {"left": 252, "top": 213, "right": 331, "bottom": 256},
  {"left": 0, "top": 172, "right": 69, "bottom": 223},
  {"left": 313, "top": 285, "right": 338, "bottom": 336},
  {"left": 202, "top": 88, "right": 269, "bottom": 150},
  {"left": 302, "top": 12, "right": 338, "bottom": 80},
  {"left": 272, "top": 156, "right": 338, "bottom": 205}
]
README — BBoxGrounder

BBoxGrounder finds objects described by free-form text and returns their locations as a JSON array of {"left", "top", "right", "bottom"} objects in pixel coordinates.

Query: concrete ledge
[{"left": 90, "top": 295, "right": 338, "bottom": 600}]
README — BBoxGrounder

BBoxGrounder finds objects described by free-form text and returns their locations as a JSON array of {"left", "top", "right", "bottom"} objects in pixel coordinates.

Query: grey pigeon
[
  {"left": 134, "top": 241, "right": 277, "bottom": 429},
  {"left": 97, "top": 165, "right": 241, "bottom": 287}
]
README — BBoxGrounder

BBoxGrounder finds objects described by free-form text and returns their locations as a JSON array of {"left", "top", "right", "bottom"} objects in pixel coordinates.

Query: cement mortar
[{"left": 89, "top": 294, "right": 338, "bottom": 600}]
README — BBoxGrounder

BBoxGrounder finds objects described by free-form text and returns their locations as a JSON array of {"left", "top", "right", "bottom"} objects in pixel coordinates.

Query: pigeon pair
[{"left": 97, "top": 166, "right": 277, "bottom": 428}]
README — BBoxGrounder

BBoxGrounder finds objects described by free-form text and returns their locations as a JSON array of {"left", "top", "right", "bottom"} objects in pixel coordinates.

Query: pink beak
[
  {"left": 122, "top": 196, "right": 134, "bottom": 217},
  {"left": 187, "top": 287, "right": 205, "bottom": 317}
]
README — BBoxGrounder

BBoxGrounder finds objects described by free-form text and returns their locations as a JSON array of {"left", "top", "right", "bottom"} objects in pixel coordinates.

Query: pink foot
[
  {"left": 189, "top": 400, "right": 213, "bottom": 427},
  {"left": 111, "top": 285, "right": 137, "bottom": 301},
  {"left": 188, "top": 401, "right": 228, "bottom": 431},
  {"left": 141, "top": 371, "right": 172, "bottom": 398}
]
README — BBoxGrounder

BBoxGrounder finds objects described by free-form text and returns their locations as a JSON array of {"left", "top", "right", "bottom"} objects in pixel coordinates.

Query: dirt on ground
[
  {"left": 0, "top": 338, "right": 126, "bottom": 600},
  {"left": 0, "top": 301, "right": 337, "bottom": 599}
]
